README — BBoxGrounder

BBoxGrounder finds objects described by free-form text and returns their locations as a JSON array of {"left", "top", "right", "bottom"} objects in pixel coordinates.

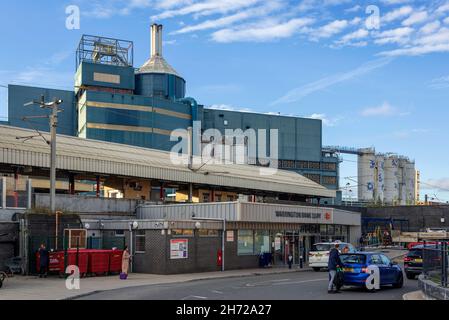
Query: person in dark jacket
[
  {"left": 38, "top": 243, "right": 49, "bottom": 278},
  {"left": 328, "top": 243, "right": 342, "bottom": 294}
]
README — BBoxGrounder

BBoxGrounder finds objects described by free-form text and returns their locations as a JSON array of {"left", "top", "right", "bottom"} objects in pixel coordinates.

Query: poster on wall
[
  {"left": 170, "top": 239, "right": 188, "bottom": 259},
  {"left": 226, "top": 231, "right": 234, "bottom": 242}
]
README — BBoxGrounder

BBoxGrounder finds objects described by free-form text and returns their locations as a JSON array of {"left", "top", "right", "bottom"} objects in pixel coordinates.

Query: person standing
[
  {"left": 121, "top": 246, "right": 131, "bottom": 277},
  {"left": 328, "top": 243, "right": 343, "bottom": 294},
  {"left": 38, "top": 243, "right": 49, "bottom": 278}
]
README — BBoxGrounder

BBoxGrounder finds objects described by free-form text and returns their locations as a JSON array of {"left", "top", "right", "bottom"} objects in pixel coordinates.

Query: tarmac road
[{"left": 78, "top": 266, "right": 417, "bottom": 300}]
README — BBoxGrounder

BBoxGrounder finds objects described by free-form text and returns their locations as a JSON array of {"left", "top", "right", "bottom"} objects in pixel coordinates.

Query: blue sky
[{"left": 1, "top": 0, "right": 449, "bottom": 201}]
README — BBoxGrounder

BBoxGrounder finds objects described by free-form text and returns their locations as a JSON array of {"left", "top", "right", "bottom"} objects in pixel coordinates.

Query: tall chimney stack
[{"left": 151, "top": 24, "right": 163, "bottom": 57}]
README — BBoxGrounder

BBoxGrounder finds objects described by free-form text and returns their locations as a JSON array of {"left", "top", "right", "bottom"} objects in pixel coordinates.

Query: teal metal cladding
[
  {"left": 8, "top": 85, "right": 76, "bottom": 136},
  {"left": 76, "top": 62, "right": 135, "bottom": 91}
]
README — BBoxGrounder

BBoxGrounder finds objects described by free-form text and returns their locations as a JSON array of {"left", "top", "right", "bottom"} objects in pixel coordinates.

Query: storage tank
[
  {"left": 375, "top": 155, "right": 385, "bottom": 204},
  {"left": 384, "top": 155, "right": 400, "bottom": 205},
  {"left": 135, "top": 24, "right": 186, "bottom": 100},
  {"left": 358, "top": 148, "right": 376, "bottom": 202},
  {"left": 404, "top": 159, "right": 416, "bottom": 205}
]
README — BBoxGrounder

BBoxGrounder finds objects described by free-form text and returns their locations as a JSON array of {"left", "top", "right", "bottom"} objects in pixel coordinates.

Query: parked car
[
  {"left": 309, "top": 242, "right": 356, "bottom": 271},
  {"left": 340, "top": 252, "right": 404, "bottom": 290},
  {"left": 404, "top": 244, "right": 439, "bottom": 280}
]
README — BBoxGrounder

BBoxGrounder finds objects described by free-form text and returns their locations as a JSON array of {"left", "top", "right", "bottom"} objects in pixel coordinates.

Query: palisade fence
[
  {"left": 422, "top": 241, "right": 448, "bottom": 288},
  {"left": 28, "top": 235, "right": 126, "bottom": 275}
]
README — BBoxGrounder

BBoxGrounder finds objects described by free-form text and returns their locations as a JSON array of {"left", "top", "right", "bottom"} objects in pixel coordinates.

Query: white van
[{"left": 308, "top": 242, "right": 356, "bottom": 271}]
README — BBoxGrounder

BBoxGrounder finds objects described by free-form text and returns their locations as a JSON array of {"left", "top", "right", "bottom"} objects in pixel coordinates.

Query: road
[{"left": 78, "top": 267, "right": 418, "bottom": 300}]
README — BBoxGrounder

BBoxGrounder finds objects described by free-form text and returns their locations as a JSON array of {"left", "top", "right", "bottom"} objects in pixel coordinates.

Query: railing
[{"left": 422, "top": 241, "right": 448, "bottom": 288}]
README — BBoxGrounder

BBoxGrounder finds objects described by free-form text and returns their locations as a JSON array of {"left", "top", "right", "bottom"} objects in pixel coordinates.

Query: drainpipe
[
  {"left": 27, "top": 179, "right": 32, "bottom": 210},
  {"left": 2, "top": 177, "right": 6, "bottom": 209}
]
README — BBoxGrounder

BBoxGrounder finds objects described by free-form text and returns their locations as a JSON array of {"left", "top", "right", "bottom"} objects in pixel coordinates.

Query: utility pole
[{"left": 21, "top": 95, "right": 63, "bottom": 213}]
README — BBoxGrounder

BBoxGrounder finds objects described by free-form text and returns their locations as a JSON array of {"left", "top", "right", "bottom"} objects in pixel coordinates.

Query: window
[
  {"left": 309, "top": 162, "right": 321, "bottom": 169},
  {"left": 305, "top": 174, "right": 321, "bottom": 184},
  {"left": 114, "top": 230, "right": 125, "bottom": 237},
  {"left": 322, "top": 176, "right": 337, "bottom": 185},
  {"left": 327, "top": 225, "right": 335, "bottom": 235},
  {"left": 320, "top": 225, "right": 327, "bottom": 235},
  {"left": 380, "top": 255, "right": 391, "bottom": 265},
  {"left": 215, "top": 194, "right": 222, "bottom": 202},
  {"left": 135, "top": 230, "right": 146, "bottom": 253},
  {"left": 172, "top": 229, "right": 194, "bottom": 237},
  {"left": 280, "top": 160, "right": 295, "bottom": 169},
  {"left": 298, "top": 161, "right": 308, "bottom": 169},
  {"left": 198, "top": 229, "right": 219, "bottom": 237},
  {"left": 322, "top": 162, "right": 337, "bottom": 171},
  {"left": 254, "top": 231, "right": 270, "bottom": 254},
  {"left": 370, "top": 255, "right": 383, "bottom": 265},
  {"left": 202, "top": 193, "right": 210, "bottom": 203},
  {"left": 341, "top": 254, "right": 367, "bottom": 264},
  {"left": 227, "top": 195, "right": 234, "bottom": 202},
  {"left": 335, "top": 225, "right": 342, "bottom": 236},
  {"left": 238, "top": 230, "right": 254, "bottom": 255}
]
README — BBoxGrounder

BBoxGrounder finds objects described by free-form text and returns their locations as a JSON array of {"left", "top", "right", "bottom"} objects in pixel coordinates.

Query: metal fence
[{"left": 422, "top": 241, "right": 448, "bottom": 288}]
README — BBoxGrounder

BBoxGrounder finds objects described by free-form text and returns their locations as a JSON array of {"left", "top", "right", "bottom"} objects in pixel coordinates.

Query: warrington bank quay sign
[{"left": 274, "top": 210, "right": 333, "bottom": 224}]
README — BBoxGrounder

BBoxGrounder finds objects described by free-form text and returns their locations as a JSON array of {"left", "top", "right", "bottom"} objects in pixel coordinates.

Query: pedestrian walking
[
  {"left": 38, "top": 243, "right": 49, "bottom": 278},
  {"left": 328, "top": 243, "right": 343, "bottom": 294},
  {"left": 121, "top": 245, "right": 131, "bottom": 279},
  {"left": 288, "top": 253, "right": 293, "bottom": 269}
]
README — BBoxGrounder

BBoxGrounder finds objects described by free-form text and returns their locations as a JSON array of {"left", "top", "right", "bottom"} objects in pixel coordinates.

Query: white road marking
[
  {"left": 211, "top": 290, "right": 224, "bottom": 294},
  {"left": 181, "top": 295, "right": 208, "bottom": 300},
  {"left": 272, "top": 278, "right": 328, "bottom": 286}
]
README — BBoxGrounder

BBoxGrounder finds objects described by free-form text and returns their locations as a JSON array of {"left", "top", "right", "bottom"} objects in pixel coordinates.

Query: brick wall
[{"left": 0, "top": 222, "right": 19, "bottom": 271}]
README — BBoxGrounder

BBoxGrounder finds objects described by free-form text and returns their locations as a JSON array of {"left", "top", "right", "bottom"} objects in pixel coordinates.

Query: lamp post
[
  {"left": 192, "top": 216, "right": 226, "bottom": 272},
  {"left": 22, "top": 96, "right": 63, "bottom": 213}
]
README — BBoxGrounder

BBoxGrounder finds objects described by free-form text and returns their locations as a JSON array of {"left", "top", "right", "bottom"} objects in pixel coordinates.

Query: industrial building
[
  {"left": 357, "top": 148, "right": 417, "bottom": 206},
  {"left": 3, "top": 24, "right": 340, "bottom": 203},
  {"left": 323, "top": 146, "right": 418, "bottom": 206}
]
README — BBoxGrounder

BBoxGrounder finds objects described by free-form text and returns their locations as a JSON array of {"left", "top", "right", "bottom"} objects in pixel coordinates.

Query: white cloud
[
  {"left": 360, "top": 102, "right": 409, "bottom": 117},
  {"left": 419, "top": 21, "right": 441, "bottom": 35},
  {"left": 423, "top": 178, "right": 449, "bottom": 192},
  {"left": 171, "top": 2, "right": 281, "bottom": 34},
  {"left": 309, "top": 20, "right": 349, "bottom": 40},
  {"left": 334, "top": 28, "right": 369, "bottom": 47},
  {"left": 374, "top": 27, "right": 414, "bottom": 45},
  {"left": 382, "top": 6, "right": 413, "bottom": 23},
  {"left": 429, "top": 75, "right": 449, "bottom": 89},
  {"left": 272, "top": 58, "right": 392, "bottom": 104},
  {"left": 436, "top": 3, "right": 449, "bottom": 14},
  {"left": 381, "top": 0, "right": 412, "bottom": 5},
  {"left": 211, "top": 18, "right": 314, "bottom": 43},
  {"left": 345, "top": 5, "right": 362, "bottom": 13},
  {"left": 402, "top": 11, "right": 428, "bottom": 26},
  {"left": 445, "top": 17, "right": 449, "bottom": 24},
  {"left": 306, "top": 113, "right": 343, "bottom": 127},
  {"left": 151, "top": 0, "right": 261, "bottom": 20}
]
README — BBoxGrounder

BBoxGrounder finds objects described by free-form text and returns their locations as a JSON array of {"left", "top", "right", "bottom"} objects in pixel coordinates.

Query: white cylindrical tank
[
  {"left": 358, "top": 149, "right": 376, "bottom": 202},
  {"left": 384, "top": 155, "right": 400, "bottom": 205},
  {"left": 404, "top": 160, "right": 416, "bottom": 205},
  {"left": 375, "top": 155, "right": 385, "bottom": 204}
]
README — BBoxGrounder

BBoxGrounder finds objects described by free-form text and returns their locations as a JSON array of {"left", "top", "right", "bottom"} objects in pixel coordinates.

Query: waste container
[
  {"left": 109, "top": 250, "right": 124, "bottom": 274},
  {"left": 66, "top": 250, "right": 89, "bottom": 277},
  {"left": 36, "top": 251, "right": 65, "bottom": 276},
  {"left": 87, "top": 250, "right": 110, "bottom": 276}
]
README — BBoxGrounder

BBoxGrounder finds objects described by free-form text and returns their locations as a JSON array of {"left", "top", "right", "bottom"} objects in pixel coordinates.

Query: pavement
[
  {"left": 0, "top": 248, "right": 409, "bottom": 300},
  {"left": 0, "top": 266, "right": 311, "bottom": 300},
  {"left": 403, "top": 290, "right": 428, "bottom": 300}
]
